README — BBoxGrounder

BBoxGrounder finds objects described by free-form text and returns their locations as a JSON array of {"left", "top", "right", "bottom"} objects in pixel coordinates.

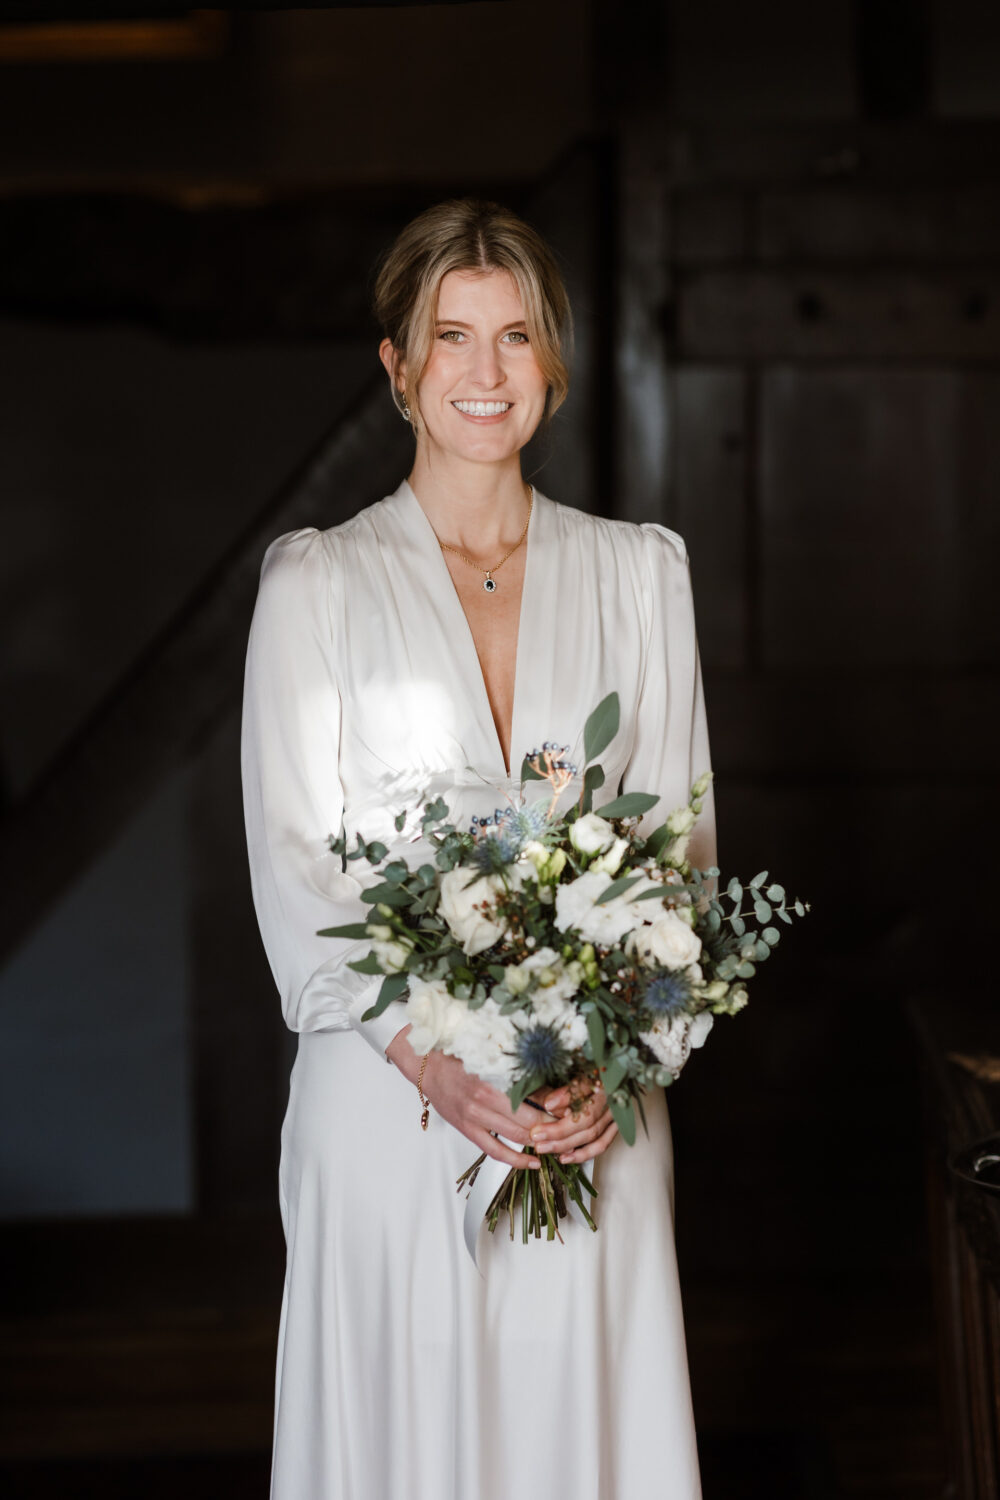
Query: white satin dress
[{"left": 241, "top": 477, "right": 716, "bottom": 1500}]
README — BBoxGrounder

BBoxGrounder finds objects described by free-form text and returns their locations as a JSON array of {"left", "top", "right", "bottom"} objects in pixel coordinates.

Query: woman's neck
[{"left": 407, "top": 451, "right": 531, "bottom": 557}]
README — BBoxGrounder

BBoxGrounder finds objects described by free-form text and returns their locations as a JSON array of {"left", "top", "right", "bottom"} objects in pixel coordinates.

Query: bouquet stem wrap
[{"left": 461, "top": 1140, "right": 595, "bottom": 1271}]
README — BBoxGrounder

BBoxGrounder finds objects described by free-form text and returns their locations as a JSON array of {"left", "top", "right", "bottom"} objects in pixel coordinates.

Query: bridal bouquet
[{"left": 320, "top": 693, "right": 808, "bottom": 1245}]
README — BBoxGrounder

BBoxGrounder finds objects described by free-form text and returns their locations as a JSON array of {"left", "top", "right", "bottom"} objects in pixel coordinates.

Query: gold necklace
[{"left": 435, "top": 487, "right": 532, "bottom": 594}]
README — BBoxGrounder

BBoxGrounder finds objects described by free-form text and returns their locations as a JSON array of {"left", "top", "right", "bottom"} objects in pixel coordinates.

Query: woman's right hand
[{"left": 386, "top": 1026, "right": 542, "bottom": 1171}]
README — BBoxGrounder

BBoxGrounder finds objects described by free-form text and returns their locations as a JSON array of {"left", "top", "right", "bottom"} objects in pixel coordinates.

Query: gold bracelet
[{"left": 417, "top": 1052, "right": 431, "bottom": 1131}]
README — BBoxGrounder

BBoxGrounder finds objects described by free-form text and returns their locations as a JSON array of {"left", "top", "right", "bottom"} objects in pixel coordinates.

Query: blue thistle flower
[
  {"left": 468, "top": 802, "right": 550, "bottom": 872},
  {"left": 507, "top": 803, "right": 550, "bottom": 844},
  {"left": 642, "top": 972, "right": 692, "bottom": 1021},
  {"left": 513, "top": 1024, "right": 573, "bottom": 1081},
  {"left": 470, "top": 827, "right": 522, "bottom": 873}
]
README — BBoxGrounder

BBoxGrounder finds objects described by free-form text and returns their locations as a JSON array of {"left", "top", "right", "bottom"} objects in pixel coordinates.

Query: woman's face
[{"left": 398, "top": 267, "right": 549, "bottom": 467}]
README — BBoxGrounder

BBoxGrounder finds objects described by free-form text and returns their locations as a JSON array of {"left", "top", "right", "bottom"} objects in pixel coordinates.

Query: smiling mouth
[{"left": 452, "top": 400, "right": 512, "bottom": 417}]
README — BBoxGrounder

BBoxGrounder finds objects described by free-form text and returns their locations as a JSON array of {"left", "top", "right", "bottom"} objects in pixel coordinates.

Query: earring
[{"left": 400, "top": 388, "right": 412, "bottom": 422}]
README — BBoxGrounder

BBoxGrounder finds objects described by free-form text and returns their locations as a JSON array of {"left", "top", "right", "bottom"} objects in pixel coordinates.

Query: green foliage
[
  {"left": 580, "top": 763, "right": 605, "bottom": 814},
  {"left": 583, "top": 692, "right": 620, "bottom": 765},
  {"left": 596, "top": 791, "right": 659, "bottom": 820}
]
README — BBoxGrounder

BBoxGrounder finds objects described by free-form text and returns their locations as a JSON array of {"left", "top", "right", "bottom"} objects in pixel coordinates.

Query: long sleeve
[
  {"left": 620, "top": 524, "right": 717, "bottom": 872},
  {"left": 240, "top": 528, "right": 410, "bottom": 1059}
]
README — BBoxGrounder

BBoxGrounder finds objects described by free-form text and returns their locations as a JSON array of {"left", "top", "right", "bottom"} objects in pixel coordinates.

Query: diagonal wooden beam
[{"left": 0, "top": 374, "right": 413, "bottom": 967}]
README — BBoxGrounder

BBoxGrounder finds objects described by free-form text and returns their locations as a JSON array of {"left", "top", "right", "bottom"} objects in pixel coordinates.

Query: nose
[{"left": 469, "top": 339, "right": 506, "bottom": 392}]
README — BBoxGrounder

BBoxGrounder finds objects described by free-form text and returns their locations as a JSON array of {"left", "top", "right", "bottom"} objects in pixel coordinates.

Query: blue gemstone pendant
[{"left": 483, "top": 575, "right": 497, "bottom": 593}]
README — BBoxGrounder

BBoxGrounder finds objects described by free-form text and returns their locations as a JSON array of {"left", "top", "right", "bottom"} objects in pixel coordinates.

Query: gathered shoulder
[{"left": 546, "top": 497, "right": 689, "bottom": 569}]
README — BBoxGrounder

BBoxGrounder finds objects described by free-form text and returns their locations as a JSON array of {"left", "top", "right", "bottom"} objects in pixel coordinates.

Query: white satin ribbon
[{"left": 462, "top": 1136, "right": 596, "bottom": 1272}]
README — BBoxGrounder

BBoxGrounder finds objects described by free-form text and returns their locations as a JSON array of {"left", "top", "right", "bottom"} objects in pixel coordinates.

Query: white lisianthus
[
  {"left": 691, "top": 771, "right": 714, "bottom": 799},
  {"left": 667, "top": 834, "right": 690, "bottom": 867},
  {"left": 569, "top": 813, "right": 615, "bottom": 856},
  {"left": 443, "top": 997, "right": 519, "bottom": 1092},
  {"left": 628, "top": 911, "right": 702, "bottom": 970},
  {"left": 439, "top": 867, "right": 507, "bottom": 955},
  {"left": 666, "top": 806, "right": 697, "bottom": 836},
  {"left": 370, "top": 936, "right": 412, "bottom": 973},
  {"left": 515, "top": 946, "right": 582, "bottom": 1004},
  {"left": 521, "top": 840, "right": 548, "bottom": 870},
  {"left": 589, "top": 836, "right": 630, "bottom": 877},
  {"left": 554, "top": 870, "right": 643, "bottom": 946},
  {"left": 405, "top": 974, "right": 467, "bottom": 1054}
]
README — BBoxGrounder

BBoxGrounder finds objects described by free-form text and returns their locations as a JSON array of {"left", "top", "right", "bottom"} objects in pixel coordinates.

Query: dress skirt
[{"left": 271, "top": 1029, "right": 703, "bottom": 1500}]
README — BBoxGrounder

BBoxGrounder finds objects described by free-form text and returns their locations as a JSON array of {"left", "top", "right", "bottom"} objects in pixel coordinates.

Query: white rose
[
  {"left": 439, "top": 867, "right": 507, "bottom": 955},
  {"left": 639, "top": 1009, "right": 712, "bottom": 1077},
  {"left": 629, "top": 911, "right": 702, "bottom": 970},
  {"left": 404, "top": 974, "right": 466, "bottom": 1054},
  {"left": 569, "top": 813, "right": 615, "bottom": 856},
  {"left": 554, "top": 870, "right": 642, "bottom": 947},
  {"left": 589, "top": 836, "right": 630, "bottom": 877},
  {"left": 688, "top": 1011, "right": 714, "bottom": 1048}
]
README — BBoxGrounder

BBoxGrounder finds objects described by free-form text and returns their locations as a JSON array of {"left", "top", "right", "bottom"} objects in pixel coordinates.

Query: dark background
[{"left": 1, "top": 2, "right": 998, "bottom": 1496}]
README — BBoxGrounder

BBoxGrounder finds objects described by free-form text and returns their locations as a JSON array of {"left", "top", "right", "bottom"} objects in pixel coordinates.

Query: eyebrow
[{"left": 434, "top": 319, "right": 527, "bottom": 330}]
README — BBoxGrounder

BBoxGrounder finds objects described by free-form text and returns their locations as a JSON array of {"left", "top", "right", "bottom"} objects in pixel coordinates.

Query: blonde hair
[{"left": 372, "top": 198, "right": 572, "bottom": 431}]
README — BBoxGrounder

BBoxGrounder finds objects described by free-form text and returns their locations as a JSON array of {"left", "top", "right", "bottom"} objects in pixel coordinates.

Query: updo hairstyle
[{"left": 372, "top": 198, "right": 572, "bottom": 431}]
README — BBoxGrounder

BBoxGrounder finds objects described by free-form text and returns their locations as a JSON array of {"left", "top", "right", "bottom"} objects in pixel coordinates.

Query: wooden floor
[{"left": 0, "top": 1217, "right": 949, "bottom": 1499}]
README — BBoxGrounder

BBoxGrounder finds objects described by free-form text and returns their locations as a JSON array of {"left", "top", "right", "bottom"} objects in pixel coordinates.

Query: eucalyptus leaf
[
  {"left": 762, "top": 927, "right": 781, "bottom": 945},
  {"left": 766, "top": 884, "right": 785, "bottom": 902},
  {"left": 360, "top": 883, "right": 409, "bottom": 906},
  {"left": 360, "top": 971, "right": 409, "bottom": 1021},
  {"left": 602, "top": 1053, "right": 628, "bottom": 1094},
  {"left": 316, "top": 921, "right": 371, "bottom": 939},
  {"left": 727, "top": 877, "right": 743, "bottom": 902},
  {"left": 581, "top": 762, "right": 605, "bottom": 814},
  {"left": 750, "top": 870, "right": 768, "bottom": 889},
  {"left": 595, "top": 873, "right": 648, "bottom": 905},
  {"left": 608, "top": 1091, "right": 636, "bottom": 1146},
  {"left": 348, "top": 954, "right": 384, "bottom": 975},
  {"left": 597, "top": 791, "right": 660, "bottom": 820},
  {"left": 583, "top": 691, "right": 620, "bottom": 765},
  {"left": 730, "top": 915, "right": 745, "bottom": 937},
  {"left": 754, "top": 899, "right": 772, "bottom": 922},
  {"left": 520, "top": 755, "right": 545, "bottom": 782},
  {"left": 587, "top": 1007, "right": 606, "bottom": 1065},
  {"left": 736, "top": 961, "right": 757, "bottom": 979},
  {"left": 394, "top": 810, "right": 406, "bottom": 832}
]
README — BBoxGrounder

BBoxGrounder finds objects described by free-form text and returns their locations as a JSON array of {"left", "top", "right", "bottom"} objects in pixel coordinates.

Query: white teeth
[{"left": 453, "top": 400, "right": 511, "bottom": 416}]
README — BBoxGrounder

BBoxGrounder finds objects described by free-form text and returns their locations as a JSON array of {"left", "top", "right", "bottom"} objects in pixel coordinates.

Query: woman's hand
[
  {"left": 385, "top": 1026, "right": 541, "bottom": 1171},
  {"left": 526, "top": 1075, "right": 620, "bottom": 1165}
]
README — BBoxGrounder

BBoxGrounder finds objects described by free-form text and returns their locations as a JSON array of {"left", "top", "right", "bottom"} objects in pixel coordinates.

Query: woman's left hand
[{"left": 524, "top": 1076, "right": 619, "bottom": 1164}]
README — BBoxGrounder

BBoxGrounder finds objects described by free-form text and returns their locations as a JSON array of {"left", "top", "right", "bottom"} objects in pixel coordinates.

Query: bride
[{"left": 241, "top": 197, "right": 714, "bottom": 1498}]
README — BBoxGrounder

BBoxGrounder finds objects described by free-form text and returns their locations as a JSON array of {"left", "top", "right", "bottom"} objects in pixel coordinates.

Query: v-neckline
[{"left": 399, "top": 477, "right": 537, "bottom": 780}]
